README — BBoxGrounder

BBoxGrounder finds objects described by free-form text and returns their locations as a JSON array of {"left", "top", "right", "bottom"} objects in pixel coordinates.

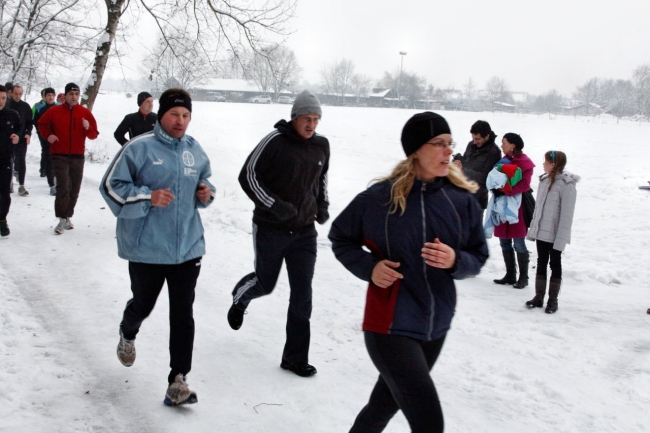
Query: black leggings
[
  {"left": 349, "top": 332, "right": 446, "bottom": 433},
  {"left": 536, "top": 240, "right": 562, "bottom": 279},
  {"left": 0, "top": 158, "right": 12, "bottom": 220}
]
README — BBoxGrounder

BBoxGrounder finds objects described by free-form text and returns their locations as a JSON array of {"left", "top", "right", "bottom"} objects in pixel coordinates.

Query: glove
[
  {"left": 491, "top": 189, "right": 504, "bottom": 198},
  {"left": 272, "top": 200, "right": 297, "bottom": 221},
  {"left": 316, "top": 209, "right": 329, "bottom": 225}
]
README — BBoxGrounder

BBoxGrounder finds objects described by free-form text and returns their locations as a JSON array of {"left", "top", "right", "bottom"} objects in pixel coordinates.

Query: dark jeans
[
  {"left": 40, "top": 139, "right": 55, "bottom": 187},
  {"left": 0, "top": 158, "right": 12, "bottom": 220},
  {"left": 350, "top": 332, "right": 447, "bottom": 433},
  {"left": 14, "top": 143, "right": 27, "bottom": 185},
  {"left": 120, "top": 258, "right": 202, "bottom": 384},
  {"left": 52, "top": 155, "right": 84, "bottom": 218},
  {"left": 232, "top": 223, "right": 317, "bottom": 364},
  {"left": 499, "top": 237, "right": 528, "bottom": 253},
  {"left": 536, "top": 240, "right": 562, "bottom": 279}
]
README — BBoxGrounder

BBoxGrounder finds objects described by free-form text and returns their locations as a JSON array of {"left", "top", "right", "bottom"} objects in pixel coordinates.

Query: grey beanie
[{"left": 291, "top": 90, "right": 322, "bottom": 119}]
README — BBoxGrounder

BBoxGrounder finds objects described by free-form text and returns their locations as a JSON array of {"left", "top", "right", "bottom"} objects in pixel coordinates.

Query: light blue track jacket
[{"left": 100, "top": 123, "right": 216, "bottom": 264}]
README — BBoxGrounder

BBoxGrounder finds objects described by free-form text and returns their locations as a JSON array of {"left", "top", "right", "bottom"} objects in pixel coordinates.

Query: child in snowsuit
[{"left": 525, "top": 150, "right": 578, "bottom": 313}]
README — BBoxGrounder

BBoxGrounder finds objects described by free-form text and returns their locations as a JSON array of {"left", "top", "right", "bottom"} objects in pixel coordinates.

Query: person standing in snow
[
  {"left": 33, "top": 88, "right": 59, "bottom": 195},
  {"left": 453, "top": 120, "right": 502, "bottom": 211},
  {"left": 228, "top": 89, "right": 330, "bottom": 378},
  {"left": 0, "top": 85, "right": 21, "bottom": 237},
  {"left": 525, "top": 150, "right": 578, "bottom": 313},
  {"left": 113, "top": 91, "right": 157, "bottom": 145},
  {"left": 329, "top": 112, "right": 488, "bottom": 433},
  {"left": 100, "top": 88, "right": 215, "bottom": 406},
  {"left": 6, "top": 85, "right": 34, "bottom": 197},
  {"left": 492, "top": 133, "right": 535, "bottom": 289},
  {"left": 37, "top": 82, "right": 99, "bottom": 234}
]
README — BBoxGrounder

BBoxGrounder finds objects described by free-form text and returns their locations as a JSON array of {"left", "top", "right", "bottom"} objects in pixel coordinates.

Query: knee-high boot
[
  {"left": 545, "top": 277, "right": 562, "bottom": 314},
  {"left": 513, "top": 252, "right": 530, "bottom": 289},
  {"left": 493, "top": 250, "right": 517, "bottom": 285},
  {"left": 525, "top": 275, "right": 546, "bottom": 308}
]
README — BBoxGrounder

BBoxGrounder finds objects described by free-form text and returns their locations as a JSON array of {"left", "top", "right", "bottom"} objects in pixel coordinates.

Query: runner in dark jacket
[
  {"left": 229, "top": 90, "right": 329, "bottom": 378},
  {"left": 6, "top": 85, "right": 33, "bottom": 196},
  {"left": 329, "top": 112, "right": 488, "bottom": 433},
  {"left": 0, "top": 85, "right": 21, "bottom": 237},
  {"left": 33, "top": 88, "right": 58, "bottom": 192},
  {"left": 113, "top": 92, "right": 157, "bottom": 145}
]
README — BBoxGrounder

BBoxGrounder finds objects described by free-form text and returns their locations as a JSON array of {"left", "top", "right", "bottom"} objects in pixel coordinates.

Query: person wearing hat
[
  {"left": 6, "top": 84, "right": 33, "bottom": 197},
  {"left": 491, "top": 132, "right": 535, "bottom": 289},
  {"left": 113, "top": 91, "right": 157, "bottom": 145},
  {"left": 37, "top": 82, "right": 99, "bottom": 234},
  {"left": 33, "top": 88, "right": 59, "bottom": 195},
  {"left": 328, "top": 112, "right": 488, "bottom": 433},
  {"left": 228, "top": 89, "right": 330, "bottom": 378},
  {"left": 100, "top": 88, "right": 215, "bottom": 406},
  {"left": 0, "top": 84, "right": 21, "bottom": 237},
  {"left": 56, "top": 93, "right": 65, "bottom": 104}
]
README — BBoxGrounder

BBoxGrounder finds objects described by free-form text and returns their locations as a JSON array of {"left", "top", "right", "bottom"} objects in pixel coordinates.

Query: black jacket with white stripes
[{"left": 239, "top": 119, "right": 330, "bottom": 231}]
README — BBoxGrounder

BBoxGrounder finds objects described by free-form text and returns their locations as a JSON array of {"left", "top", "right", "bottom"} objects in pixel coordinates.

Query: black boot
[
  {"left": 0, "top": 220, "right": 9, "bottom": 238},
  {"left": 513, "top": 252, "right": 530, "bottom": 289},
  {"left": 545, "top": 277, "right": 562, "bottom": 314},
  {"left": 494, "top": 249, "right": 517, "bottom": 285},
  {"left": 525, "top": 275, "right": 546, "bottom": 308}
]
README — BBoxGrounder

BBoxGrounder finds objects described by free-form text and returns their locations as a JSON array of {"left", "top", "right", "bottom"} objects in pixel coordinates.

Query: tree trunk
[{"left": 81, "top": 0, "right": 125, "bottom": 111}]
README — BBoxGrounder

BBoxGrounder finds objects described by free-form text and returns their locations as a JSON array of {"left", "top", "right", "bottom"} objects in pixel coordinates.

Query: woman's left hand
[{"left": 422, "top": 238, "right": 456, "bottom": 269}]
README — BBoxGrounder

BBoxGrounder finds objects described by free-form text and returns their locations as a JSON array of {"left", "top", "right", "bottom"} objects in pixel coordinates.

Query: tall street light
[{"left": 398, "top": 51, "right": 407, "bottom": 107}]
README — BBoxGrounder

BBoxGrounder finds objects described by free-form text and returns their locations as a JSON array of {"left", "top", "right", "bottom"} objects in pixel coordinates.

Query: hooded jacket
[
  {"left": 526, "top": 172, "right": 579, "bottom": 251},
  {"left": 493, "top": 153, "right": 535, "bottom": 239},
  {"left": 329, "top": 177, "right": 488, "bottom": 341},
  {"left": 6, "top": 99, "right": 33, "bottom": 144},
  {"left": 0, "top": 108, "right": 21, "bottom": 160},
  {"left": 99, "top": 123, "right": 216, "bottom": 264},
  {"left": 239, "top": 119, "right": 329, "bottom": 231},
  {"left": 37, "top": 103, "right": 99, "bottom": 156},
  {"left": 461, "top": 140, "right": 502, "bottom": 209}
]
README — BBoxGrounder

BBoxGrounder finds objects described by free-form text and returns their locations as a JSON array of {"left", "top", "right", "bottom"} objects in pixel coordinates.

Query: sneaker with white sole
[
  {"left": 164, "top": 374, "right": 198, "bottom": 406},
  {"left": 54, "top": 218, "right": 66, "bottom": 234},
  {"left": 49, "top": 186, "right": 56, "bottom": 196},
  {"left": 18, "top": 185, "right": 28, "bottom": 196},
  {"left": 117, "top": 330, "right": 136, "bottom": 367},
  {"left": 64, "top": 218, "right": 74, "bottom": 230}
]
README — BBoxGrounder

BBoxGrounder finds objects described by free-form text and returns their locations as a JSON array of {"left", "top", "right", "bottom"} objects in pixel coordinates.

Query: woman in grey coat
[{"left": 525, "top": 150, "right": 578, "bottom": 313}]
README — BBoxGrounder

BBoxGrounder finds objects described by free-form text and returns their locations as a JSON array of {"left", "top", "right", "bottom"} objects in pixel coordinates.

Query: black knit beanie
[
  {"left": 137, "top": 91, "right": 152, "bottom": 106},
  {"left": 503, "top": 132, "right": 524, "bottom": 150},
  {"left": 158, "top": 91, "right": 192, "bottom": 120},
  {"left": 400, "top": 112, "right": 451, "bottom": 156},
  {"left": 43, "top": 87, "right": 56, "bottom": 96},
  {"left": 65, "top": 83, "right": 80, "bottom": 94}
]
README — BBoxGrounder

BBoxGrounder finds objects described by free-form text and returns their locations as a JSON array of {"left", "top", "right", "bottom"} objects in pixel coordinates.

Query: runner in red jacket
[{"left": 37, "top": 82, "right": 99, "bottom": 234}]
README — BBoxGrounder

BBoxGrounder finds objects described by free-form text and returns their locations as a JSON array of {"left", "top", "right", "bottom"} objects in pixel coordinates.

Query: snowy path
[{"left": 1, "top": 97, "right": 649, "bottom": 432}]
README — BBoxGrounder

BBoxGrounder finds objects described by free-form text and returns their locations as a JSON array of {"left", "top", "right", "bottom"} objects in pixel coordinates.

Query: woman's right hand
[{"left": 371, "top": 260, "right": 403, "bottom": 288}]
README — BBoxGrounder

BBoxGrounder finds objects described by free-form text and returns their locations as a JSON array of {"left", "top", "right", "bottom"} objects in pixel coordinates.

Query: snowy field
[{"left": 1, "top": 93, "right": 649, "bottom": 432}]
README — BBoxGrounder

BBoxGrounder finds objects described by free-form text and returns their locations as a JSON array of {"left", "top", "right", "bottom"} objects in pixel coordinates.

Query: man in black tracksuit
[
  {"left": 113, "top": 92, "right": 157, "bottom": 145},
  {"left": 0, "top": 85, "right": 22, "bottom": 237},
  {"left": 453, "top": 120, "right": 502, "bottom": 210},
  {"left": 6, "top": 85, "right": 33, "bottom": 196},
  {"left": 33, "top": 88, "right": 59, "bottom": 193},
  {"left": 228, "top": 90, "right": 330, "bottom": 378}
]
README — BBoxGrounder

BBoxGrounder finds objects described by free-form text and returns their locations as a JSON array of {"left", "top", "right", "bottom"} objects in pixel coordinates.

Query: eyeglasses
[
  {"left": 428, "top": 141, "right": 456, "bottom": 150},
  {"left": 550, "top": 150, "right": 556, "bottom": 162}
]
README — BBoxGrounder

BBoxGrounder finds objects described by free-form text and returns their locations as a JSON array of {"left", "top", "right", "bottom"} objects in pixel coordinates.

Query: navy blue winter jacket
[{"left": 329, "top": 177, "right": 488, "bottom": 341}]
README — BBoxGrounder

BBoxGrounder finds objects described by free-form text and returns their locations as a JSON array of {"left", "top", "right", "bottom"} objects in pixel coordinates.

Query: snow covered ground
[{"left": 1, "top": 94, "right": 649, "bottom": 432}]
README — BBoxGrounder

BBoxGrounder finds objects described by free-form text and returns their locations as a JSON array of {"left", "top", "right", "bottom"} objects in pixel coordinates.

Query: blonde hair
[{"left": 373, "top": 155, "right": 479, "bottom": 215}]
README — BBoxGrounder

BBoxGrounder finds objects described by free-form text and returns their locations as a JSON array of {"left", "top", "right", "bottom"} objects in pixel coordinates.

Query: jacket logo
[
  {"left": 153, "top": 159, "right": 163, "bottom": 165},
  {"left": 182, "top": 151, "right": 195, "bottom": 167},
  {"left": 184, "top": 167, "right": 198, "bottom": 176},
  {"left": 318, "top": 161, "right": 322, "bottom": 166}
]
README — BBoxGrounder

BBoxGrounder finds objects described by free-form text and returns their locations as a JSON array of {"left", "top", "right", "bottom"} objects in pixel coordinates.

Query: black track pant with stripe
[
  {"left": 120, "top": 258, "right": 202, "bottom": 384},
  {"left": 232, "top": 223, "right": 317, "bottom": 365}
]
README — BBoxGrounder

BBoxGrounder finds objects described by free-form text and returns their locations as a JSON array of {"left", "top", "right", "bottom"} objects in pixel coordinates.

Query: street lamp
[{"left": 398, "top": 51, "right": 407, "bottom": 107}]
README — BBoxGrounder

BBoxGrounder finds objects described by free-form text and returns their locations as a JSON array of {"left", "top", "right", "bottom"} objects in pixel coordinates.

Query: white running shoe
[
  {"left": 116, "top": 330, "right": 136, "bottom": 367},
  {"left": 164, "top": 374, "right": 198, "bottom": 406},
  {"left": 18, "top": 185, "right": 28, "bottom": 196},
  {"left": 54, "top": 218, "right": 66, "bottom": 235},
  {"left": 64, "top": 218, "right": 74, "bottom": 230}
]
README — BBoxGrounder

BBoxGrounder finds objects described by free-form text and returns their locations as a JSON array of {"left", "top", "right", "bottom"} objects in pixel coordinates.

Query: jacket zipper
[
  {"left": 420, "top": 182, "right": 436, "bottom": 339},
  {"left": 68, "top": 106, "right": 73, "bottom": 156}
]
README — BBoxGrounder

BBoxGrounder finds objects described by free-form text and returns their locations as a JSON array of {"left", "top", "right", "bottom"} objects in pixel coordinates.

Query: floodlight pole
[{"left": 398, "top": 51, "right": 407, "bottom": 107}]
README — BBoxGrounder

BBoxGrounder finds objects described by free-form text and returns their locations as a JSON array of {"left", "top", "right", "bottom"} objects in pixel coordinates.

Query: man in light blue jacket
[{"left": 100, "top": 88, "right": 215, "bottom": 406}]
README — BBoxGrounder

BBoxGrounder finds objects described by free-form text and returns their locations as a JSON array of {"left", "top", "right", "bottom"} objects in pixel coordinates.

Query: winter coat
[
  {"left": 329, "top": 177, "right": 488, "bottom": 341},
  {"left": 0, "top": 108, "right": 21, "bottom": 160},
  {"left": 99, "top": 122, "right": 216, "bottom": 265},
  {"left": 461, "top": 140, "right": 502, "bottom": 209},
  {"left": 493, "top": 153, "right": 535, "bottom": 239},
  {"left": 113, "top": 111, "right": 158, "bottom": 145},
  {"left": 33, "top": 103, "right": 58, "bottom": 140},
  {"left": 526, "top": 172, "right": 579, "bottom": 251},
  {"left": 37, "top": 103, "right": 99, "bottom": 156},
  {"left": 239, "top": 119, "right": 330, "bottom": 231},
  {"left": 6, "top": 99, "right": 33, "bottom": 144},
  {"left": 484, "top": 169, "right": 522, "bottom": 238}
]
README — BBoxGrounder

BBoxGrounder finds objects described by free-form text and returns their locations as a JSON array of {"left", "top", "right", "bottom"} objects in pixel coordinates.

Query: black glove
[
  {"left": 272, "top": 200, "right": 297, "bottom": 221},
  {"left": 316, "top": 209, "right": 329, "bottom": 225},
  {"left": 491, "top": 189, "right": 504, "bottom": 198}
]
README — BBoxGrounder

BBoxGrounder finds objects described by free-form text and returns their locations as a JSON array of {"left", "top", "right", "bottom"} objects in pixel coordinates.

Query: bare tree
[
  {"left": 247, "top": 49, "right": 273, "bottom": 93},
  {"left": 485, "top": 76, "right": 510, "bottom": 104},
  {"left": 463, "top": 77, "right": 476, "bottom": 108},
  {"left": 378, "top": 69, "right": 426, "bottom": 108},
  {"left": 320, "top": 58, "right": 355, "bottom": 106},
  {"left": 0, "top": 0, "right": 95, "bottom": 88},
  {"left": 535, "top": 89, "right": 563, "bottom": 118},
  {"left": 350, "top": 73, "right": 371, "bottom": 105},
  {"left": 82, "top": 0, "right": 297, "bottom": 111},
  {"left": 267, "top": 45, "right": 301, "bottom": 98},
  {"left": 573, "top": 77, "right": 600, "bottom": 115},
  {"left": 632, "top": 64, "right": 650, "bottom": 118}
]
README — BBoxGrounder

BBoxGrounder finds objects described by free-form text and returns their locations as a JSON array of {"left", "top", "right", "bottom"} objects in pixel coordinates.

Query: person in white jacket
[{"left": 525, "top": 150, "right": 578, "bottom": 313}]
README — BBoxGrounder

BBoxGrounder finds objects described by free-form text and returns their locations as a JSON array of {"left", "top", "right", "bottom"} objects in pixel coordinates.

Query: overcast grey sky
[{"left": 284, "top": 0, "right": 650, "bottom": 95}]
